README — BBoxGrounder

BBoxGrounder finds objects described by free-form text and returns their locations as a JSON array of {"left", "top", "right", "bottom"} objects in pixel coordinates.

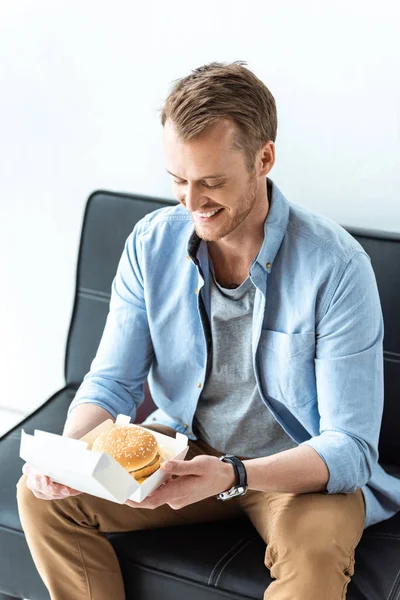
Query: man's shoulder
[{"left": 286, "top": 200, "right": 365, "bottom": 264}]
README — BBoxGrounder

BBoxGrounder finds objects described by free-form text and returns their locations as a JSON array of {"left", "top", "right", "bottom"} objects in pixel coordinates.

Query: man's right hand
[{"left": 22, "top": 463, "right": 82, "bottom": 500}]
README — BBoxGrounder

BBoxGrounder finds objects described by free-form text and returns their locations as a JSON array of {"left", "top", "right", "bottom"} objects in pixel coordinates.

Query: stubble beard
[{"left": 193, "top": 171, "right": 258, "bottom": 242}]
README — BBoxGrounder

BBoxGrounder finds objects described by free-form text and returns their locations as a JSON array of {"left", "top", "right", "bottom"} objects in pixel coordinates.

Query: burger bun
[{"left": 92, "top": 425, "right": 160, "bottom": 481}]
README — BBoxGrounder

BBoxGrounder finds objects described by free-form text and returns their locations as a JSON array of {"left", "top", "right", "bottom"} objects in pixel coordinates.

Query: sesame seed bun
[{"left": 92, "top": 425, "right": 160, "bottom": 481}]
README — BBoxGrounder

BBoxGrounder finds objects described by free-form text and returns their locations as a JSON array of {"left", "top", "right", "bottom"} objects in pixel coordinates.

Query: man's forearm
[
  {"left": 63, "top": 404, "right": 115, "bottom": 440},
  {"left": 244, "top": 444, "right": 330, "bottom": 494}
]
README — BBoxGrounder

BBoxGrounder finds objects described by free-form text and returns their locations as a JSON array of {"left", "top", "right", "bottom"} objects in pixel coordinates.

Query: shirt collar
[
  {"left": 186, "top": 178, "right": 290, "bottom": 275},
  {"left": 255, "top": 178, "right": 290, "bottom": 274}
]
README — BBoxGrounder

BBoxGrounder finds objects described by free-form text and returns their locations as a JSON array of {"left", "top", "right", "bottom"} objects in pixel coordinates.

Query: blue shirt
[{"left": 68, "top": 179, "right": 400, "bottom": 528}]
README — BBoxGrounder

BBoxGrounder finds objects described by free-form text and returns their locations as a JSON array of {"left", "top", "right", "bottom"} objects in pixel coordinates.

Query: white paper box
[{"left": 19, "top": 414, "right": 188, "bottom": 504}]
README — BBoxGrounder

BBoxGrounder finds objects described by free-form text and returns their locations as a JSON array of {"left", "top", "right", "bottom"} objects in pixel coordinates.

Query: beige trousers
[{"left": 17, "top": 425, "right": 366, "bottom": 600}]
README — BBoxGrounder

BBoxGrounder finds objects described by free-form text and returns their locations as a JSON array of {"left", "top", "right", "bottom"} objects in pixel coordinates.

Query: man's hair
[{"left": 160, "top": 61, "right": 277, "bottom": 172}]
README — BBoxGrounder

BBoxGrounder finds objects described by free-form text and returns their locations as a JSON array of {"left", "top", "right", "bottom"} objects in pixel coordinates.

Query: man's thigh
[{"left": 240, "top": 487, "right": 365, "bottom": 569}]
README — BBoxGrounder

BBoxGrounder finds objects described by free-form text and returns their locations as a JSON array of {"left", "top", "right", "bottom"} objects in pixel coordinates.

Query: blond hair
[{"left": 161, "top": 61, "right": 277, "bottom": 171}]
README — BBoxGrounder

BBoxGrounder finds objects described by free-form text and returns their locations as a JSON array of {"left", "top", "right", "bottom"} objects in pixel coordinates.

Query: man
[{"left": 17, "top": 62, "right": 400, "bottom": 600}]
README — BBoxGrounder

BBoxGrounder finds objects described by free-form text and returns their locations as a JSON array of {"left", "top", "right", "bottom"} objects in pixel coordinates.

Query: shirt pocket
[{"left": 258, "top": 329, "right": 316, "bottom": 407}]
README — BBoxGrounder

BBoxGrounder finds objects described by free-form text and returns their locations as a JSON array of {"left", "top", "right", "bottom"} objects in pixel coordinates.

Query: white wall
[{"left": 1, "top": 1, "right": 399, "bottom": 421}]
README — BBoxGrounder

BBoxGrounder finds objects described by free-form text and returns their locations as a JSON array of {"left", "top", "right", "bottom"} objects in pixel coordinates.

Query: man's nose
[{"left": 184, "top": 182, "right": 203, "bottom": 213}]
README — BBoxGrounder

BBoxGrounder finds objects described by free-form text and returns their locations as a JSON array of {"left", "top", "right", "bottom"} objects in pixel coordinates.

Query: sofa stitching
[
  {"left": 363, "top": 533, "right": 400, "bottom": 540},
  {"left": 386, "top": 567, "right": 400, "bottom": 600},
  {"left": 0, "top": 523, "right": 24, "bottom": 535},
  {"left": 78, "top": 292, "right": 110, "bottom": 304},
  {"left": 214, "top": 540, "right": 252, "bottom": 587},
  {"left": 79, "top": 287, "right": 111, "bottom": 298},
  {"left": 208, "top": 539, "right": 246, "bottom": 585}
]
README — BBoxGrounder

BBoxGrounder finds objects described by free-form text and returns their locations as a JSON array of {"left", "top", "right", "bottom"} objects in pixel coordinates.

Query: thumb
[{"left": 161, "top": 458, "right": 203, "bottom": 476}]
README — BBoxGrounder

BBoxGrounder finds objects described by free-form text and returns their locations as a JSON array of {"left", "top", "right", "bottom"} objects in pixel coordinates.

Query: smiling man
[{"left": 17, "top": 62, "right": 400, "bottom": 600}]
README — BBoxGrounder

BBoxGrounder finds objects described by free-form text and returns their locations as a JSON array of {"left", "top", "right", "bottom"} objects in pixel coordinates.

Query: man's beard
[{"left": 193, "top": 171, "right": 258, "bottom": 242}]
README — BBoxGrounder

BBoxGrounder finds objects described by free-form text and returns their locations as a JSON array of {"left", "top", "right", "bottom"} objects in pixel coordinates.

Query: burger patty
[{"left": 128, "top": 453, "right": 161, "bottom": 481}]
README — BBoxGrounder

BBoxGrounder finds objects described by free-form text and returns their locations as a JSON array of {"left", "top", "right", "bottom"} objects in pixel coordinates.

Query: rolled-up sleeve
[
  {"left": 300, "top": 250, "right": 384, "bottom": 493},
  {"left": 67, "top": 220, "right": 154, "bottom": 420}
]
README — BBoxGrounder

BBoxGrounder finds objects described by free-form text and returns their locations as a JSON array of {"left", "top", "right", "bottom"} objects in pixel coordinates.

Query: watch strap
[{"left": 217, "top": 455, "right": 248, "bottom": 500}]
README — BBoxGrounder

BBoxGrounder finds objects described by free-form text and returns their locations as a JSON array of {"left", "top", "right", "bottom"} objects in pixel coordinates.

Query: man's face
[{"left": 163, "top": 119, "right": 259, "bottom": 242}]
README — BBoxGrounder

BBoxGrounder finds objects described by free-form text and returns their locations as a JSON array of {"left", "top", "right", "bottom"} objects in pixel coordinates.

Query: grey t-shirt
[{"left": 193, "top": 266, "right": 297, "bottom": 458}]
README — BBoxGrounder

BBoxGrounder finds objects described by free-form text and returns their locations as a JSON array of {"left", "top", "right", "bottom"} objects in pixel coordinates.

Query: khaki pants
[{"left": 17, "top": 425, "right": 365, "bottom": 600}]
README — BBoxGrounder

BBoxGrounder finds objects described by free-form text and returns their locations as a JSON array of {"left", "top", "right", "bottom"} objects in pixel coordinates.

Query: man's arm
[
  {"left": 62, "top": 404, "right": 115, "bottom": 439},
  {"left": 299, "top": 250, "right": 384, "bottom": 494},
  {"left": 244, "top": 444, "right": 329, "bottom": 493}
]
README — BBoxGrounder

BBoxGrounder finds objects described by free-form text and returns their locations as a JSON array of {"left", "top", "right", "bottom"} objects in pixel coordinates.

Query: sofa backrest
[
  {"left": 65, "top": 191, "right": 175, "bottom": 386},
  {"left": 65, "top": 190, "right": 400, "bottom": 466}
]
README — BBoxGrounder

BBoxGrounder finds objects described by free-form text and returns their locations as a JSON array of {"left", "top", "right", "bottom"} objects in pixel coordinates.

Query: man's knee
[
  {"left": 265, "top": 494, "right": 364, "bottom": 575},
  {"left": 267, "top": 531, "right": 342, "bottom": 564},
  {"left": 266, "top": 515, "right": 359, "bottom": 584},
  {"left": 265, "top": 538, "right": 354, "bottom": 600}
]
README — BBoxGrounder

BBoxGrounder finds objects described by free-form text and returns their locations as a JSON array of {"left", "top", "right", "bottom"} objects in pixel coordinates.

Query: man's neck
[
  {"left": 207, "top": 190, "right": 270, "bottom": 288},
  {"left": 207, "top": 188, "right": 269, "bottom": 280}
]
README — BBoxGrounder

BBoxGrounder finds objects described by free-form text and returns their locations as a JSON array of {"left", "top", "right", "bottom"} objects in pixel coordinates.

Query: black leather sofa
[{"left": 1, "top": 189, "right": 399, "bottom": 600}]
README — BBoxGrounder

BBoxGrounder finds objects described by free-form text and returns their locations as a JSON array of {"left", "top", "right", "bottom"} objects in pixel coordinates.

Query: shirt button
[
  {"left": 197, "top": 382, "right": 202, "bottom": 388},
  {"left": 266, "top": 262, "right": 271, "bottom": 269},
  {"left": 183, "top": 423, "right": 188, "bottom": 429},
  {"left": 195, "top": 288, "right": 199, "bottom": 294},
  {"left": 186, "top": 255, "right": 190, "bottom": 260}
]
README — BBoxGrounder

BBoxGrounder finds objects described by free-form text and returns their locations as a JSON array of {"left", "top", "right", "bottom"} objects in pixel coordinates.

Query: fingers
[
  {"left": 125, "top": 499, "right": 141, "bottom": 508},
  {"left": 30, "top": 489, "right": 81, "bottom": 501},
  {"left": 161, "top": 455, "right": 209, "bottom": 476},
  {"left": 123, "top": 476, "right": 174, "bottom": 509},
  {"left": 124, "top": 480, "right": 175, "bottom": 510},
  {"left": 22, "top": 463, "right": 82, "bottom": 500}
]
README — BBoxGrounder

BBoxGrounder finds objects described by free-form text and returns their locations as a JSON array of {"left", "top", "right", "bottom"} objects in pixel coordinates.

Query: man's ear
[{"left": 258, "top": 141, "right": 275, "bottom": 177}]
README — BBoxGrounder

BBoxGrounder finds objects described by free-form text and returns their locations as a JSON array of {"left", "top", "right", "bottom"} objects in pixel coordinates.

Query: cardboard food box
[{"left": 19, "top": 414, "right": 189, "bottom": 504}]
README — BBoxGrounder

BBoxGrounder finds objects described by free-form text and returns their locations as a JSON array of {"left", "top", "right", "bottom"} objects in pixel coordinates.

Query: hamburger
[{"left": 92, "top": 425, "right": 161, "bottom": 483}]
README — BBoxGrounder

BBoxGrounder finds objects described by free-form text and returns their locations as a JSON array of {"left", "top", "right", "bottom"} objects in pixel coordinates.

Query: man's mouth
[{"left": 194, "top": 208, "right": 224, "bottom": 220}]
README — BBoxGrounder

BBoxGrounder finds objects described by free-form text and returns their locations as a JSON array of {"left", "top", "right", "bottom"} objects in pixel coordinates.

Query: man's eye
[
  {"left": 203, "top": 182, "right": 224, "bottom": 189},
  {"left": 173, "top": 180, "right": 224, "bottom": 189}
]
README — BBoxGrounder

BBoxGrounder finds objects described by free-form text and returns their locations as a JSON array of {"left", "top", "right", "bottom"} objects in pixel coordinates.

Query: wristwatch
[{"left": 217, "top": 454, "right": 248, "bottom": 501}]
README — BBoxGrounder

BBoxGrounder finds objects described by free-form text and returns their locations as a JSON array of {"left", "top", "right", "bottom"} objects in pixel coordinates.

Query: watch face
[{"left": 217, "top": 486, "right": 248, "bottom": 501}]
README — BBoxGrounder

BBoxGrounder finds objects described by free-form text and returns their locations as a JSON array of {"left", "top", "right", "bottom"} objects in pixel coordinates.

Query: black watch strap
[{"left": 217, "top": 455, "right": 248, "bottom": 501}]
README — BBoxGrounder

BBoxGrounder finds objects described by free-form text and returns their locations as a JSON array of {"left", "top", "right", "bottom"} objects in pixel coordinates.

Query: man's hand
[
  {"left": 125, "top": 455, "right": 235, "bottom": 510},
  {"left": 22, "top": 463, "right": 82, "bottom": 500}
]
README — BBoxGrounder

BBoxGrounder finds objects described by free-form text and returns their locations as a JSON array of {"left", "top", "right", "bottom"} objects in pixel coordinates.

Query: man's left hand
[{"left": 125, "top": 455, "right": 235, "bottom": 510}]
